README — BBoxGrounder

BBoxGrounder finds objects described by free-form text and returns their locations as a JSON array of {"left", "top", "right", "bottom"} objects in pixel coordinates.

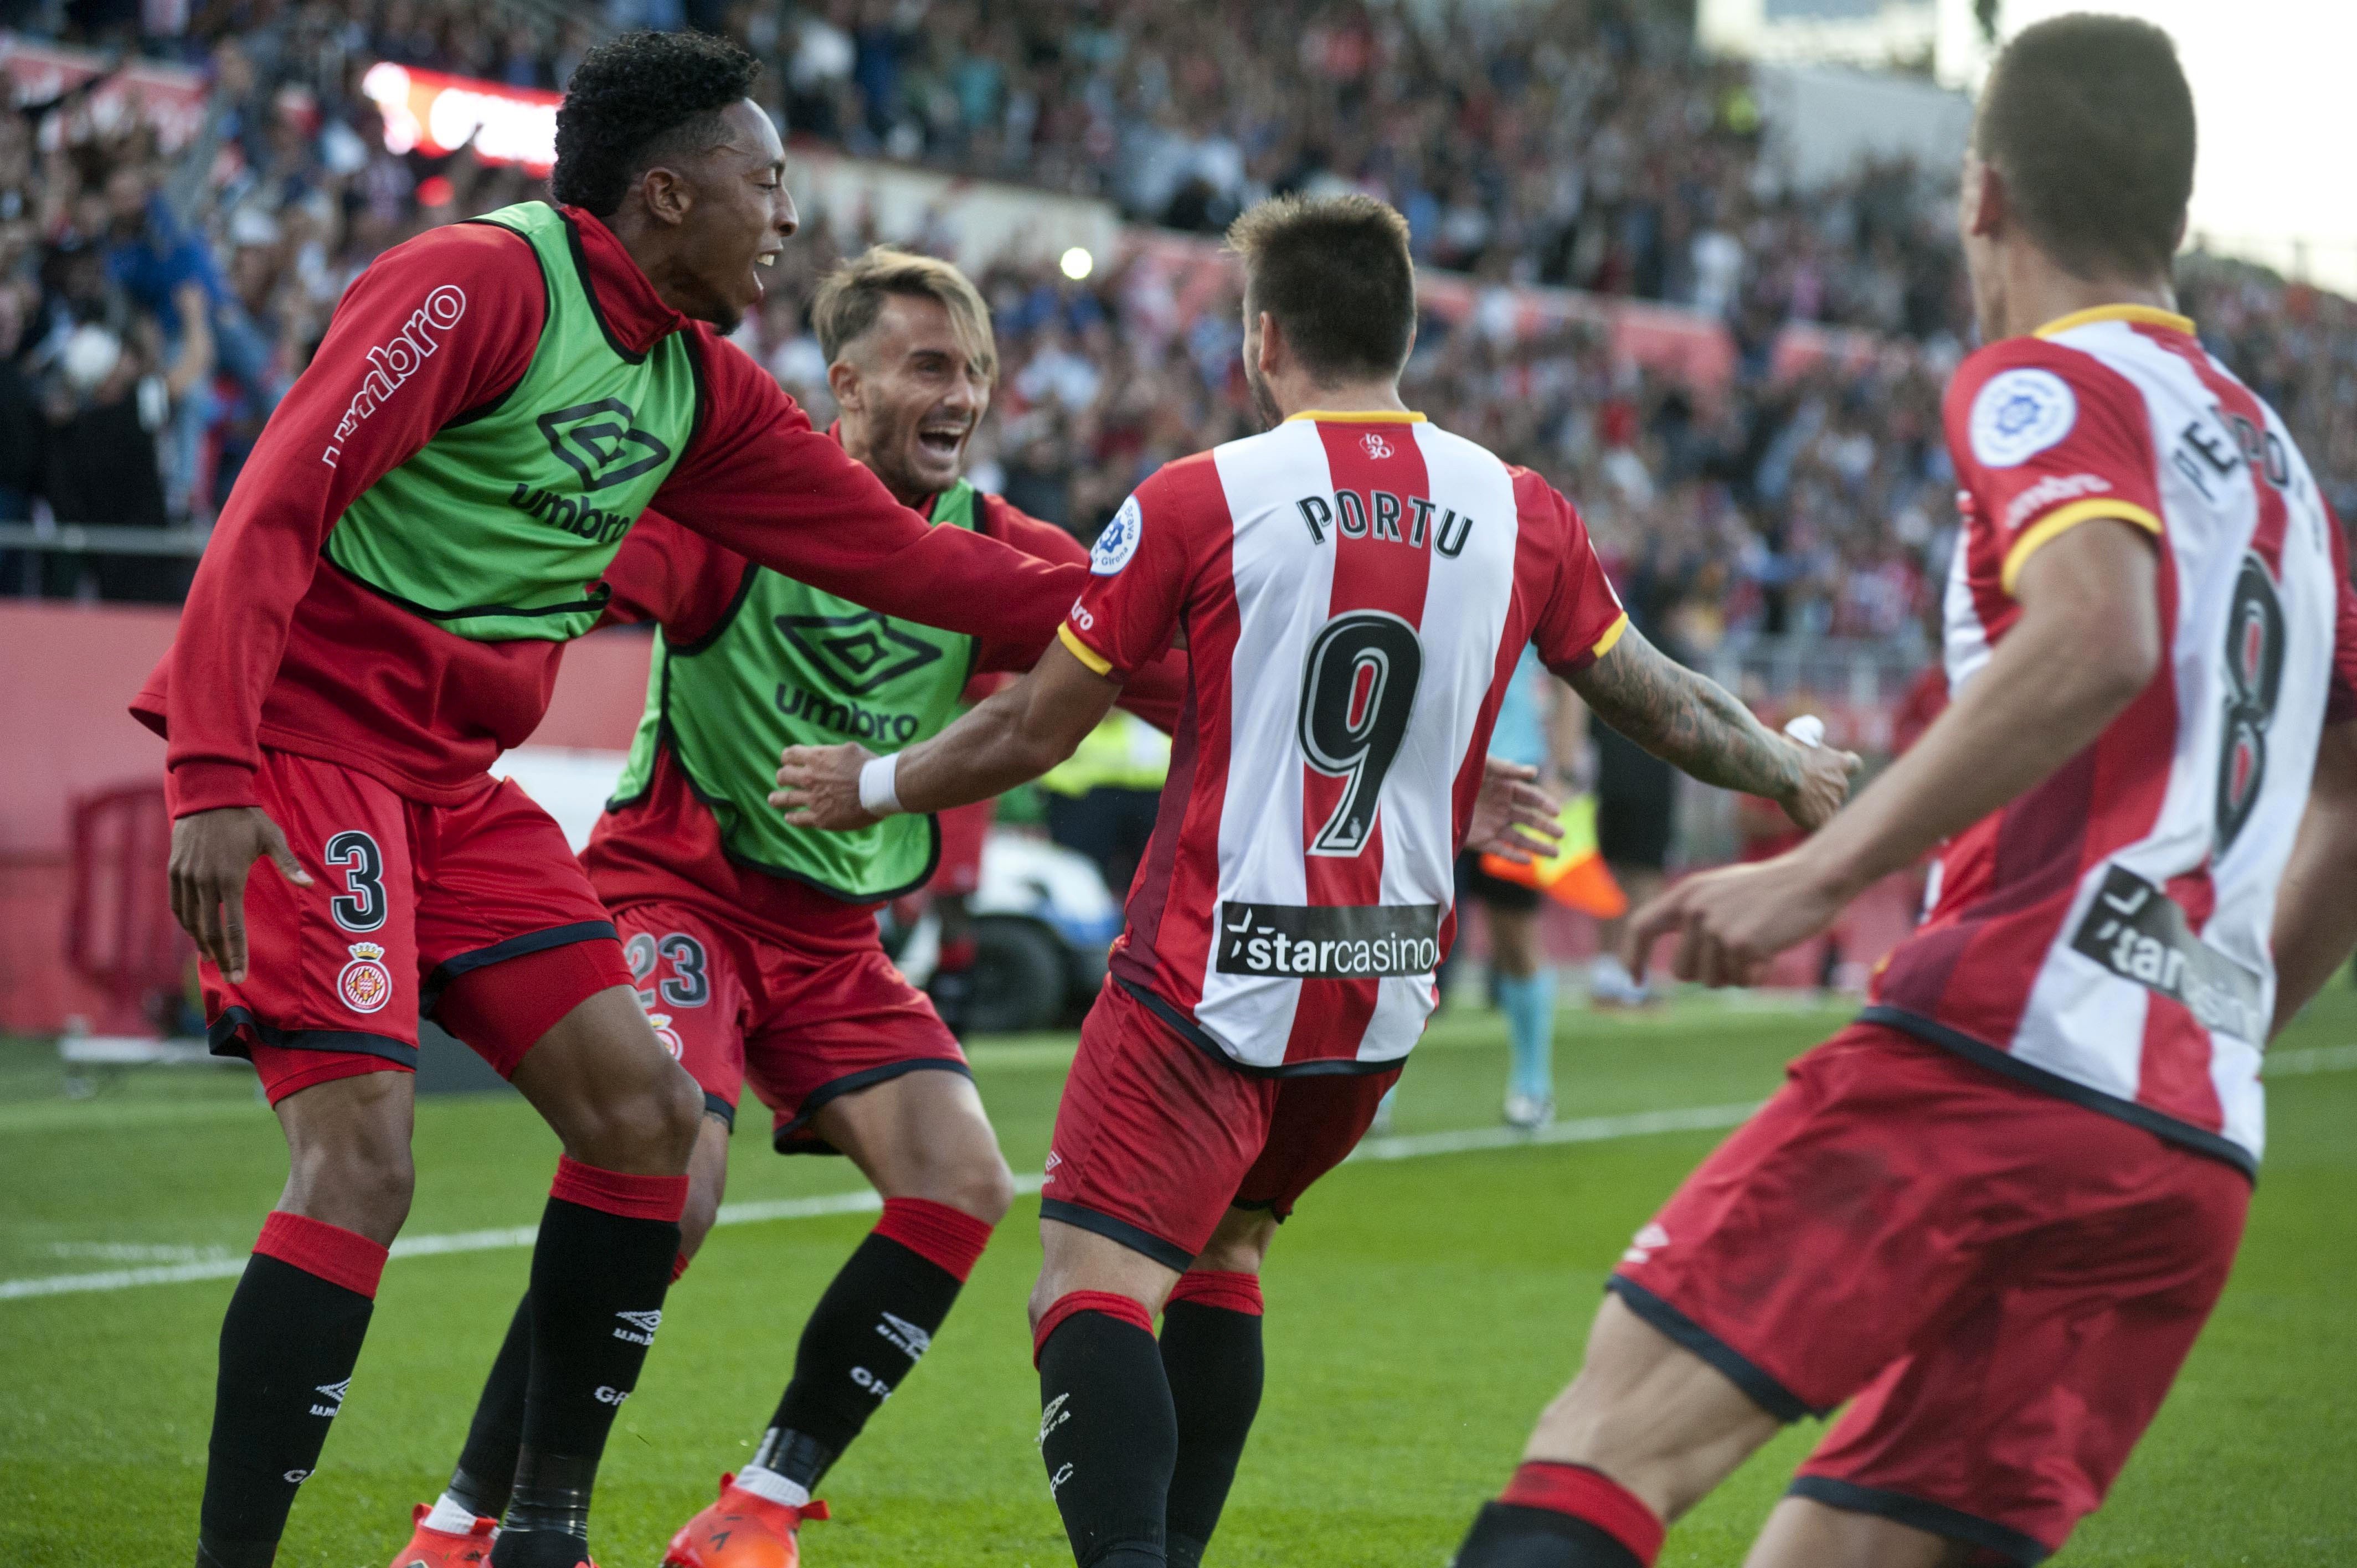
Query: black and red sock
[
  {"left": 752, "top": 1196, "right": 993, "bottom": 1489},
  {"left": 1158, "top": 1271, "right": 1265, "bottom": 1568},
  {"left": 1455, "top": 1461, "right": 1664, "bottom": 1568},
  {"left": 489, "top": 1157, "right": 686, "bottom": 1567},
  {"left": 444, "top": 1290, "right": 534, "bottom": 1521},
  {"left": 194, "top": 1213, "right": 387, "bottom": 1568},
  {"left": 1035, "top": 1291, "right": 1176, "bottom": 1568}
]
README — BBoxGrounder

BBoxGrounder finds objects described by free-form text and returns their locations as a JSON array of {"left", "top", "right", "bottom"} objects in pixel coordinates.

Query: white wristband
[{"left": 857, "top": 752, "right": 904, "bottom": 817}]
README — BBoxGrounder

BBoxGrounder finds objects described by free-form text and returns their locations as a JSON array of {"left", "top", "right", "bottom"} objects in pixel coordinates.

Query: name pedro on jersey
[
  {"left": 1294, "top": 488, "right": 1475, "bottom": 556},
  {"left": 1217, "top": 900, "right": 1443, "bottom": 979}
]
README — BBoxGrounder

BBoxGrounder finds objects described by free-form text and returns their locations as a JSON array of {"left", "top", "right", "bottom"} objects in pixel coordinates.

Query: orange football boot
[
  {"left": 385, "top": 1504, "right": 497, "bottom": 1568},
  {"left": 662, "top": 1473, "right": 828, "bottom": 1567}
]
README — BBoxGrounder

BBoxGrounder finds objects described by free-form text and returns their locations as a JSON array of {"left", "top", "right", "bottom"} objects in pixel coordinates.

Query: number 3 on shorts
[{"left": 324, "top": 830, "right": 388, "bottom": 933}]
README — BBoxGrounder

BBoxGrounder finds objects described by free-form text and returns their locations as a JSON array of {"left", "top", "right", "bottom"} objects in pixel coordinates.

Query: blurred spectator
[{"left": 0, "top": 0, "right": 2349, "bottom": 641}]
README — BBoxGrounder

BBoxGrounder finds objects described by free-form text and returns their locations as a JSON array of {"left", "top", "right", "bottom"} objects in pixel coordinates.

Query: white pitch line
[{"left": 4, "top": 1043, "right": 2352, "bottom": 1305}]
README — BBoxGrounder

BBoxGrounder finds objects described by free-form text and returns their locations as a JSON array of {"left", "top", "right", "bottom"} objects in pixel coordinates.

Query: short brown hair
[
  {"left": 811, "top": 246, "right": 997, "bottom": 379},
  {"left": 1227, "top": 193, "right": 1416, "bottom": 381},
  {"left": 1975, "top": 13, "right": 2195, "bottom": 280}
]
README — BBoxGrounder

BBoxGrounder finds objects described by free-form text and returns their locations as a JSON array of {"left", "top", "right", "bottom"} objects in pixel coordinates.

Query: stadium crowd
[{"left": 4, "top": 0, "right": 2354, "bottom": 658}]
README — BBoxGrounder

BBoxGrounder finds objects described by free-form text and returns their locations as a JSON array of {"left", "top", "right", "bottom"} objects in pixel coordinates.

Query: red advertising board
[{"left": 359, "top": 60, "right": 560, "bottom": 173}]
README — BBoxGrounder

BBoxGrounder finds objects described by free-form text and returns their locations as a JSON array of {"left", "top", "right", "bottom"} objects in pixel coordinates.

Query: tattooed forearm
[{"left": 1565, "top": 626, "right": 1799, "bottom": 801}]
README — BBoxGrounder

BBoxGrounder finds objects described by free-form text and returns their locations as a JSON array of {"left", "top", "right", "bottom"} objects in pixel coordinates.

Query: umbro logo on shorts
[
  {"left": 1621, "top": 1223, "right": 1670, "bottom": 1266},
  {"left": 309, "top": 1378, "right": 351, "bottom": 1417},
  {"left": 612, "top": 1308, "right": 663, "bottom": 1344}
]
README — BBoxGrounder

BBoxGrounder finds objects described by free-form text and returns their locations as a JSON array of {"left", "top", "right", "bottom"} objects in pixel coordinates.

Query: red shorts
[
  {"left": 1038, "top": 978, "right": 1399, "bottom": 1271},
  {"left": 1612, "top": 1022, "right": 2249, "bottom": 1564},
  {"left": 204, "top": 750, "right": 630, "bottom": 1105},
  {"left": 929, "top": 798, "right": 994, "bottom": 897},
  {"left": 614, "top": 897, "right": 967, "bottom": 1154}
]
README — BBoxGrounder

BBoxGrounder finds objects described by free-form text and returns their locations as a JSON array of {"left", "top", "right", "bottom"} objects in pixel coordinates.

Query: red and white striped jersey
[
  {"left": 1058, "top": 411, "right": 1625, "bottom": 1074},
  {"left": 1867, "top": 305, "right": 2357, "bottom": 1173}
]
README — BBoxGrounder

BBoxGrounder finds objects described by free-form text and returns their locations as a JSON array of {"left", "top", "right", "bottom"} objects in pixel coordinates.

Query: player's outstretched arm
[
  {"left": 658, "top": 339, "right": 1083, "bottom": 652},
  {"left": 773, "top": 636, "right": 1121, "bottom": 829},
  {"left": 1564, "top": 625, "right": 1859, "bottom": 828},
  {"left": 2268, "top": 721, "right": 2357, "bottom": 1035},
  {"left": 1627, "top": 515, "right": 2161, "bottom": 988}
]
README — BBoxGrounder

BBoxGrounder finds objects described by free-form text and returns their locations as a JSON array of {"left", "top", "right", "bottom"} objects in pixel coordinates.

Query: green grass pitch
[{"left": 3, "top": 988, "right": 2353, "bottom": 1566}]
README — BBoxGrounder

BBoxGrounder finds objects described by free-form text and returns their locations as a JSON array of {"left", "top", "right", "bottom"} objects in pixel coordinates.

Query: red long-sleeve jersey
[
  {"left": 131, "top": 207, "right": 1084, "bottom": 813},
  {"left": 579, "top": 489, "right": 1185, "bottom": 943}
]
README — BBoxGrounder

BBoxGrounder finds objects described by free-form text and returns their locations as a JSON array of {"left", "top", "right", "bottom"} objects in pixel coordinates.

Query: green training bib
[
  {"left": 322, "top": 202, "right": 699, "bottom": 642},
  {"left": 612, "top": 482, "right": 984, "bottom": 899}
]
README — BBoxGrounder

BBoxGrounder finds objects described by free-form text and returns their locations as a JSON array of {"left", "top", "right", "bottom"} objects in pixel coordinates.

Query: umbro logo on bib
[
  {"left": 537, "top": 398, "right": 675, "bottom": 490},
  {"left": 777, "top": 610, "right": 944, "bottom": 695}
]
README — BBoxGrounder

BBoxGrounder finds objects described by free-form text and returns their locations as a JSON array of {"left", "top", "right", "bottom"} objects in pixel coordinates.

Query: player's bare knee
[
  {"left": 1196, "top": 1208, "right": 1276, "bottom": 1275},
  {"left": 569, "top": 1061, "right": 702, "bottom": 1172},
  {"left": 675, "top": 1115, "right": 730, "bottom": 1258},
  {"left": 678, "top": 1175, "right": 722, "bottom": 1256},
  {"left": 285, "top": 1132, "right": 415, "bottom": 1242},
  {"left": 929, "top": 1144, "right": 1015, "bottom": 1226},
  {"left": 1026, "top": 1271, "right": 1061, "bottom": 1332},
  {"left": 643, "top": 1063, "right": 705, "bottom": 1169}
]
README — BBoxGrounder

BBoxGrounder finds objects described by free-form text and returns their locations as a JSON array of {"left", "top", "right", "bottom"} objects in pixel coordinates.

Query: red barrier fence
[{"left": 65, "top": 783, "right": 185, "bottom": 1035}]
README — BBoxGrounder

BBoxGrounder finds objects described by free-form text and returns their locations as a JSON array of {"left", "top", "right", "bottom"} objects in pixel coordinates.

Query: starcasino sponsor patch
[
  {"left": 1092, "top": 494, "right": 1143, "bottom": 574},
  {"left": 1969, "top": 367, "right": 2077, "bottom": 468},
  {"left": 1216, "top": 901, "right": 1443, "bottom": 979}
]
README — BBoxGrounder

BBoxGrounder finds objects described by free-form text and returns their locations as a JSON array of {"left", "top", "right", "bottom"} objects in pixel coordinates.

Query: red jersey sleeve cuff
[
  {"left": 169, "top": 761, "right": 262, "bottom": 817},
  {"left": 1058, "top": 621, "right": 1118, "bottom": 677}
]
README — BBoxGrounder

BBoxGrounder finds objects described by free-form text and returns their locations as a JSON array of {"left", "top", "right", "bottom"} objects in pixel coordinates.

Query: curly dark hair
[{"left": 552, "top": 30, "right": 761, "bottom": 217}]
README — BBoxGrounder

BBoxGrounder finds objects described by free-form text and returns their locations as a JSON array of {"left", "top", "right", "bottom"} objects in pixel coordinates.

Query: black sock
[
  {"left": 445, "top": 1291, "right": 533, "bottom": 1520},
  {"left": 1037, "top": 1302, "right": 1177, "bottom": 1567},
  {"left": 489, "top": 1163, "right": 682, "bottom": 1566},
  {"left": 1454, "top": 1502, "right": 1644, "bottom": 1568},
  {"left": 195, "top": 1247, "right": 376, "bottom": 1567},
  {"left": 759, "top": 1229, "right": 969, "bottom": 1485},
  {"left": 1158, "top": 1299, "right": 1264, "bottom": 1568}
]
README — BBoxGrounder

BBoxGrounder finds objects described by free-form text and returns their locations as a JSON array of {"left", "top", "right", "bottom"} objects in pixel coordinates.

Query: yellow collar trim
[
  {"left": 2034, "top": 304, "right": 2195, "bottom": 339},
  {"left": 1285, "top": 409, "right": 1428, "bottom": 424}
]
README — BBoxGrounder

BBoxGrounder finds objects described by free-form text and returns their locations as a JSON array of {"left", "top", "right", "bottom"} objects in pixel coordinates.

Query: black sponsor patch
[
  {"left": 2067, "top": 865, "right": 2265, "bottom": 1043},
  {"left": 1216, "top": 901, "right": 1442, "bottom": 979}
]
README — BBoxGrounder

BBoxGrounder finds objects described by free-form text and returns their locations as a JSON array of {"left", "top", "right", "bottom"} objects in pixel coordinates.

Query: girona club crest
[
  {"left": 337, "top": 943, "right": 393, "bottom": 1014},
  {"left": 646, "top": 1012, "right": 685, "bottom": 1060},
  {"left": 1360, "top": 431, "right": 1393, "bottom": 460}
]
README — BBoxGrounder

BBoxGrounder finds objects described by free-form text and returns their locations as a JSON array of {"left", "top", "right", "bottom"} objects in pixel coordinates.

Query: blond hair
[{"left": 810, "top": 246, "right": 997, "bottom": 379}]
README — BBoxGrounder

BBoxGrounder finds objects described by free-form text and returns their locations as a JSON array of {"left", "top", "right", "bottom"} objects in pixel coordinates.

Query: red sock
[
  {"left": 1032, "top": 1288, "right": 1155, "bottom": 1366},
  {"left": 254, "top": 1210, "right": 389, "bottom": 1298},
  {"left": 874, "top": 1196, "right": 994, "bottom": 1282},
  {"left": 549, "top": 1153, "right": 689, "bottom": 1221},
  {"left": 1499, "top": 1461, "right": 1664, "bottom": 1567},
  {"left": 1167, "top": 1269, "right": 1263, "bottom": 1316}
]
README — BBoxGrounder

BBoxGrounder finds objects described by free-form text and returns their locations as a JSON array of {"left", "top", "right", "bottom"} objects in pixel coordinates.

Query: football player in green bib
[
  {"left": 140, "top": 33, "right": 1102, "bottom": 1568},
  {"left": 389, "top": 250, "right": 1184, "bottom": 1568}
]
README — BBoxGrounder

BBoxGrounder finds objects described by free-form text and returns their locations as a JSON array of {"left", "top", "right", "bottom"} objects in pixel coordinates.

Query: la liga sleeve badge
[
  {"left": 1091, "top": 494, "right": 1143, "bottom": 575},
  {"left": 338, "top": 942, "right": 394, "bottom": 1014},
  {"left": 1969, "top": 367, "right": 2078, "bottom": 468}
]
